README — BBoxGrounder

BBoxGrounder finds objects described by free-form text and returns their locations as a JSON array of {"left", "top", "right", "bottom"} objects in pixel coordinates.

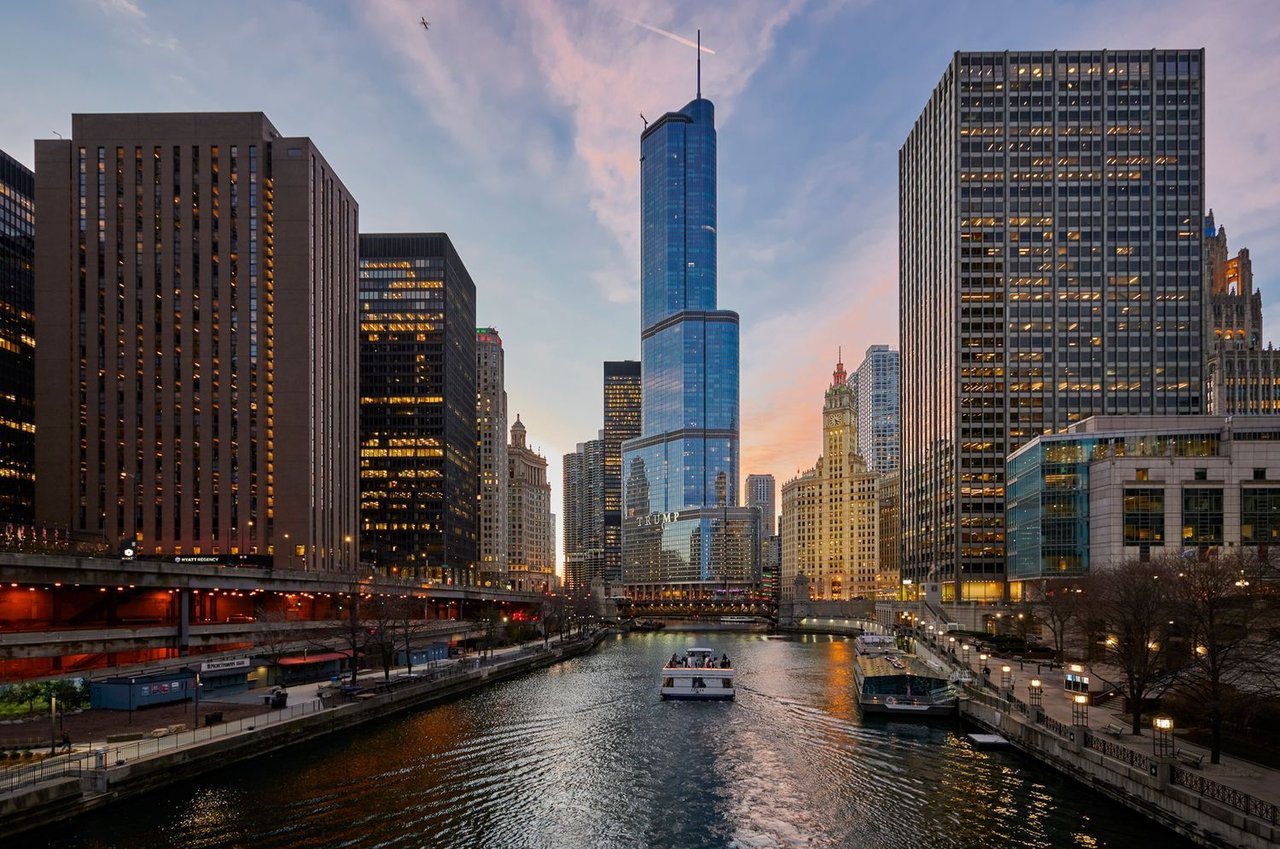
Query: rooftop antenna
[{"left": 697, "top": 29, "right": 702, "bottom": 98}]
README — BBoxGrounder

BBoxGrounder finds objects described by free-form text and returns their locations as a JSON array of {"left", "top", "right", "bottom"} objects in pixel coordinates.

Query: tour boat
[
  {"left": 854, "top": 647, "right": 957, "bottom": 717},
  {"left": 661, "top": 647, "right": 735, "bottom": 700}
]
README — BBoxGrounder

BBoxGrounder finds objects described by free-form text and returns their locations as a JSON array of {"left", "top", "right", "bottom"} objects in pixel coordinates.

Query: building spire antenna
[{"left": 697, "top": 29, "right": 701, "bottom": 99}]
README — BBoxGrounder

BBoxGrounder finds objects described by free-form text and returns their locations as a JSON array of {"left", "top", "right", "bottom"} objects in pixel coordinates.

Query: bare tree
[
  {"left": 1031, "top": 583, "right": 1084, "bottom": 663},
  {"left": 388, "top": 595, "right": 429, "bottom": 676},
  {"left": 253, "top": 609, "right": 299, "bottom": 686},
  {"left": 1172, "top": 549, "right": 1274, "bottom": 764},
  {"left": 1093, "top": 557, "right": 1182, "bottom": 734},
  {"left": 363, "top": 596, "right": 401, "bottom": 683}
]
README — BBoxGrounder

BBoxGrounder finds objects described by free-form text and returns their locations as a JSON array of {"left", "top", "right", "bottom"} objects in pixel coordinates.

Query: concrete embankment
[
  {"left": 0, "top": 632, "right": 609, "bottom": 837},
  {"left": 933, "top": 636, "right": 1280, "bottom": 849}
]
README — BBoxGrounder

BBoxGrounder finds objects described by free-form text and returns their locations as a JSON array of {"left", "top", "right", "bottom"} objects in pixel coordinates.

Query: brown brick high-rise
[{"left": 35, "top": 113, "right": 358, "bottom": 572}]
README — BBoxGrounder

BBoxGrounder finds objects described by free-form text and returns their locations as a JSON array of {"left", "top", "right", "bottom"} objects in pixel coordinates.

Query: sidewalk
[
  {"left": 920, "top": 631, "right": 1280, "bottom": 810},
  {"left": 1, "top": 632, "right": 597, "bottom": 796}
]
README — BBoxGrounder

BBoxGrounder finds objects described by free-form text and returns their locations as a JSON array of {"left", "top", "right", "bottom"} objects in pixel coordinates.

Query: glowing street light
[
  {"left": 1152, "top": 714, "right": 1174, "bottom": 757},
  {"left": 1028, "top": 678, "right": 1043, "bottom": 708},
  {"left": 1072, "top": 693, "right": 1090, "bottom": 725}
]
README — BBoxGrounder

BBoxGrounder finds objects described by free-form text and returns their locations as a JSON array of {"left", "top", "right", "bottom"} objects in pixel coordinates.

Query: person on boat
[
  {"left": 721, "top": 655, "right": 730, "bottom": 668},
  {"left": 669, "top": 653, "right": 678, "bottom": 667}
]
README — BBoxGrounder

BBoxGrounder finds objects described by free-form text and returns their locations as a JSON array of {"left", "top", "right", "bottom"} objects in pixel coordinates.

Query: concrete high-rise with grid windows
[
  {"left": 851, "top": 345, "right": 900, "bottom": 475},
  {"left": 477, "top": 327, "right": 508, "bottom": 585},
  {"left": 35, "top": 113, "right": 359, "bottom": 571},
  {"left": 900, "top": 51, "right": 1205, "bottom": 602}
]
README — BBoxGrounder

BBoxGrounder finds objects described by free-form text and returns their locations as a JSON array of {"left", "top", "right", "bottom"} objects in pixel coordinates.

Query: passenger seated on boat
[
  {"left": 721, "top": 655, "right": 730, "bottom": 668},
  {"left": 669, "top": 653, "right": 678, "bottom": 668}
]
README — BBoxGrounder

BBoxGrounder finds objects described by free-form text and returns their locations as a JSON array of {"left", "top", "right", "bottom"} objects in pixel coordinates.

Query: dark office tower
[
  {"left": 621, "top": 81, "right": 759, "bottom": 592},
  {"left": 901, "top": 51, "right": 1205, "bottom": 602},
  {"left": 0, "top": 150, "right": 34, "bottom": 525},
  {"left": 35, "top": 114, "right": 358, "bottom": 570},
  {"left": 562, "top": 437, "right": 605, "bottom": 593},
  {"left": 477, "top": 327, "right": 508, "bottom": 585},
  {"left": 359, "top": 234, "right": 477, "bottom": 584},
  {"left": 602, "top": 360, "right": 641, "bottom": 582}
]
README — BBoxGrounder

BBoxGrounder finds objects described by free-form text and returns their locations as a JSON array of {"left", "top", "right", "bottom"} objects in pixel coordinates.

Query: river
[{"left": 16, "top": 632, "right": 1196, "bottom": 848}]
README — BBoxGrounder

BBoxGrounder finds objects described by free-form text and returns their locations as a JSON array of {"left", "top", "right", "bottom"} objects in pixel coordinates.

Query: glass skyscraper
[
  {"left": 621, "top": 90, "right": 759, "bottom": 592},
  {"left": 0, "top": 149, "right": 34, "bottom": 525},
  {"left": 900, "top": 51, "right": 1205, "bottom": 602},
  {"left": 359, "top": 233, "right": 477, "bottom": 585}
]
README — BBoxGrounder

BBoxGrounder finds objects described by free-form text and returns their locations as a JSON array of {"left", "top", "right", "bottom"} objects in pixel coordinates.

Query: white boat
[{"left": 661, "top": 647, "right": 735, "bottom": 701}]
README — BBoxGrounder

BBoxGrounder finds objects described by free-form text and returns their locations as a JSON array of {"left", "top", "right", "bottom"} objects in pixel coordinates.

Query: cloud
[
  {"left": 359, "top": 1, "right": 807, "bottom": 305},
  {"left": 97, "top": 0, "right": 145, "bottom": 18}
]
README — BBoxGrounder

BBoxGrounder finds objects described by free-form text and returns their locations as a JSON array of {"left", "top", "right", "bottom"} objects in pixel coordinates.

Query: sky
[{"left": 4, "top": 0, "right": 1280, "bottom": 558}]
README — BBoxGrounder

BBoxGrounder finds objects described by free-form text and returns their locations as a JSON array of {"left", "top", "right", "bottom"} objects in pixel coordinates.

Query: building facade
[
  {"left": 602, "top": 360, "right": 641, "bottom": 582},
  {"left": 745, "top": 473, "right": 777, "bottom": 529},
  {"left": 1202, "top": 212, "right": 1280, "bottom": 415},
  {"left": 852, "top": 345, "right": 901, "bottom": 475},
  {"left": 1007, "top": 416, "right": 1280, "bottom": 587},
  {"left": 562, "top": 437, "right": 605, "bottom": 593},
  {"left": 780, "top": 359, "right": 882, "bottom": 603},
  {"left": 901, "top": 51, "right": 1206, "bottom": 602},
  {"left": 779, "top": 466, "right": 820, "bottom": 604},
  {"left": 0, "top": 149, "right": 35, "bottom": 525},
  {"left": 35, "top": 113, "right": 358, "bottom": 570},
  {"left": 359, "top": 233, "right": 477, "bottom": 584},
  {"left": 620, "top": 85, "right": 760, "bottom": 593},
  {"left": 476, "top": 327, "right": 509, "bottom": 584},
  {"left": 878, "top": 470, "right": 901, "bottom": 598},
  {"left": 507, "top": 416, "right": 554, "bottom": 593}
]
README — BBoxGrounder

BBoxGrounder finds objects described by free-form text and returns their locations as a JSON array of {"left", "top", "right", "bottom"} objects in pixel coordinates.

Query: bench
[
  {"left": 203, "top": 712, "right": 223, "bottom": 726},
  {"left": 1103, "top": 722, "right": 1127, "bottom": 737},
  {"left": 1174, "top": 750, "right": 1204, "bottom": 769}
]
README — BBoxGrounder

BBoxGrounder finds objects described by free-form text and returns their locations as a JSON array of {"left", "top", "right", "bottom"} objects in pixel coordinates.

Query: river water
[{"left": 17, "top": 632, "right": 1195, "bottom": 849}]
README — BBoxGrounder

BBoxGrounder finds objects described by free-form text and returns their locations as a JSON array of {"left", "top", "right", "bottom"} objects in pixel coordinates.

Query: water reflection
[{"left": 18, "top": 632, "right": 1194, "bottom": 849}]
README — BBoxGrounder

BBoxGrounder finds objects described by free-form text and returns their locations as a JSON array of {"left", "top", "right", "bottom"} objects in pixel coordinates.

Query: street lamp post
[
  {"left": 1001, "top": 664, "right": 1012, "bottom": 690},
  {"left": 1152, "top": 714, "right": 1174, "bottom": 757},
  {"left": 962, "top": 643, "right": 971, "bottom": 665},
  {"left": 1072, "top": 693, "right": 1090, "bottom": 725},
  {"left": 49, "top": 694, "right": 57, "bottom": 755},
  {"left": 1028, "top": 678, "right": 1043, "bottom": 708}
]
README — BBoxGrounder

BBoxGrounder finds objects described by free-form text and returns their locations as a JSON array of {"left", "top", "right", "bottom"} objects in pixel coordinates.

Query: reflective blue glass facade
[{"left": 622, "top": 95, "right": 751, "bottom": 586}]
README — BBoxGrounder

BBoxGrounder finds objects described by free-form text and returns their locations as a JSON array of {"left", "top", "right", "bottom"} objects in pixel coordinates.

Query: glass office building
[
  {"left": 0, "top": 150, "right": 34, "bottom": 524},
  {"left": 602, "top": 360, "right": 641, "bottom": 582},
  {"left": 621, "top": 91, "right": 758, "bottom": 589},
  {"left": 1007, "top": 416, "right": 1280, "bottom": 583},
  {"left": 900, "top": 50, "right": 1205, "bottom": 602},
  {"left": 359, "top": 233, "right": 477, "bottom": 584}
]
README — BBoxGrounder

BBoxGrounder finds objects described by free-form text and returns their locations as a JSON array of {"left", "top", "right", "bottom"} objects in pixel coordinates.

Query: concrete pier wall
[{"left": 961, "top": 696, "right": 1278, "bottom": 849}]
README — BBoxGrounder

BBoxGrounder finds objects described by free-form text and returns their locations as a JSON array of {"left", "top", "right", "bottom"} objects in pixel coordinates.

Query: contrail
[{"left": 631, "top": 19, "right": 715, "bottom": 54}]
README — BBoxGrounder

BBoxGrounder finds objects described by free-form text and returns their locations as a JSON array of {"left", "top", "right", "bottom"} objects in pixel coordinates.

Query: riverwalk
[
  {"left": 912, "top": 632, "right": 1279, "bottom": 848},
  {"left": 0, "top": 631, "right": 608, "bottom": 837}
]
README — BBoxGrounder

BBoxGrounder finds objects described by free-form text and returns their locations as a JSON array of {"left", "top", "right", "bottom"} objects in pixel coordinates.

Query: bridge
[{"left": 0, "top": 551, "right": 556, "bottom": 680}]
